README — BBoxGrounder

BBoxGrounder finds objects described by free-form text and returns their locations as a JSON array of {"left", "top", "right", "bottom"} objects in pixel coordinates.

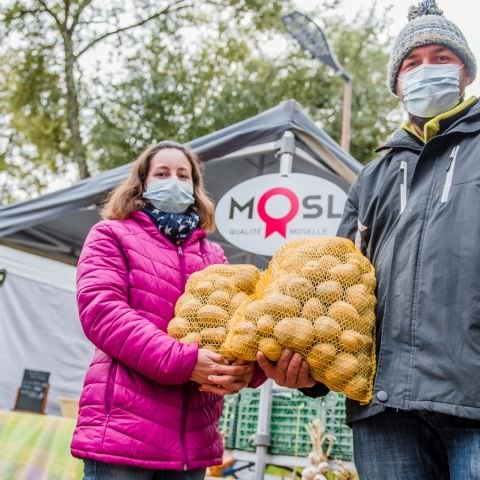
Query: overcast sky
[{"left": 294, "top": 0, "right": 480, "bottom": 95}]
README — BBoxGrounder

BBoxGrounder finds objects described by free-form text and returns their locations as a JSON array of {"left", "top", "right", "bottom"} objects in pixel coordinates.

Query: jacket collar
[
  {"left": 376, "top": 97, "right": 480, "bottom": 154},
  {"left": 130, "top": 210, "right": 207, "bottom": 248}
]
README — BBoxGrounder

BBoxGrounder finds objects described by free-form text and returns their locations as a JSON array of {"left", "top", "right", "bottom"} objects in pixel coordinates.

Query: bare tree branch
[
  {"left": 74, "top": 0, "right": 191, "bottom": 59},
  {"left": 69, "top": 0, "right": 93, "bottom": 32},
  {"left": 35, "top": 0, "right": 64, "bottom": 30}
]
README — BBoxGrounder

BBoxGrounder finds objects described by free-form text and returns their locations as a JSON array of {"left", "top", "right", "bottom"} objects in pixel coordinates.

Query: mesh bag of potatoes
[
  {"left": 167, "top": 264, "right": 260, "bottom": 356},
  {"left": 223, "top": 237, "right": 377, "bottom": 403}
]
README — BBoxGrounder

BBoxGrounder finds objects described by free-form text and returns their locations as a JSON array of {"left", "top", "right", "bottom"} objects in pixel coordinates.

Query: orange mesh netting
[
  {"left": 167, "top": 264, "right": 260, "bottom": 358},
  {"left": 223, "top": 237, "right": 377, "bottom": 403}
]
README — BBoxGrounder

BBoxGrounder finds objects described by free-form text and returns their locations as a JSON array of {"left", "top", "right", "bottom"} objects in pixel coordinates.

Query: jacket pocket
[{"left": 105, "top": 360, "right": 118, "bottom": 413}]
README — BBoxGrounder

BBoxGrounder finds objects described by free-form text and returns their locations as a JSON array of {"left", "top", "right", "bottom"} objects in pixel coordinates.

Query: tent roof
[{"left": 0, "top": 100, "right": 362, "bottom": 261}]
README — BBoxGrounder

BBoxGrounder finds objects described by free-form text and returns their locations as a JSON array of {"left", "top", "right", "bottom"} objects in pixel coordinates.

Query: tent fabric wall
[{"left": 0, "top": 246, "right": 93, "bottom": 414}]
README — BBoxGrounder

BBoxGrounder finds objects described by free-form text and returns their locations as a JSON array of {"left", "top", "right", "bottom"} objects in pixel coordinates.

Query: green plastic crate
[
  {"left": 234, "top": 389, "right": 259, "bottom": 452},
  {"left": 219, "top": 394, "right": 239, "bottom": 449}
]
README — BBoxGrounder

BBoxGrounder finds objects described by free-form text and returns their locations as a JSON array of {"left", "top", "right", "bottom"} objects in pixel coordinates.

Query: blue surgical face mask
[
  {"left": 142, "top": 177, "right": 195, "bottom": 214},
  {"left": 400, "top": 64, "right": 462, "bottom": 118}
]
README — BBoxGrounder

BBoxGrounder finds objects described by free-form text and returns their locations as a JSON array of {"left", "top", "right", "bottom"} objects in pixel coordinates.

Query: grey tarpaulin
[{"left": 0, "top": 99, "right": 361, "bottom": 266}]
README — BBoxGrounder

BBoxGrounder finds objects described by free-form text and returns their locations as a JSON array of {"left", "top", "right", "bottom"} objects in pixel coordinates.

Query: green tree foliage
[{"left": 0, "top": 0, "right": 401, "bottom": 204}]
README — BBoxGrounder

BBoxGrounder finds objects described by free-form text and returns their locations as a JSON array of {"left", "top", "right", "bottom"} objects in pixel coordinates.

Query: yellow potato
[
  {"left": 301, "top": 256, "right": 342, "bottom": 284},
  {"left": 175, "top": 297, "right": 203, "bottom": 319},
  {"left": 344, "top": 375, "right": 369, "bottom": 401},
  {"left": 189, "top": 280, "right": 216, "bottom": 297},
  {"left": 180, "top": 332, "right": 201, "bottom": 344},
  {"left": 345, "top": 253, "right": 372, "bottom": 274},
  {"left": 359, "top": 310, "right": 376, "bottom": 331},
  {"left": 307, "top": 343, "right": 337, "bottom": 370},
  {"left": 302, "top": 298, "right": 326, "bottom": 321},
  {"left": 167, "top": 317, "right": 191, "bottom": 339},
  {"left": 274, "top": 317, "right": 314, "bottom": 352},
  {"left": 200, "top": 327, "right": 227, "bottom": 345},
  {"left": 345, "top": 288, "right": 370, "bottom": 314},
  {"left": 361, "top": 272, "right": 377, "bottom": 292},
  {"left": 283, "top": 276, "right": 315, "bottom": 301},
  {"left": 324, "top": 353, "right": 359, "bottom": 390},
  {"left": 328, "top": 301, "right": 360, "bottom": 327},
  {"left": 233, "top": 271, "right": 259, "bottom": 293},
  {"left": 219, "top": 343, "right": 236, "bottom": 361},
  {"left": 256, "top": 315, "right": 276, "bottom": 336},
  {"left": 339, "top": 330, "right": 367, "bottom": 353},
  {"left": 233, "top": 321, "right": 257, "bottom": 336},
  {"left": 245, "top": 300, "right": 267, "bottom": 322},
  {"left": 208, "top": 290, "right": 231, "bottom": 309},
  {"left": 263, "top": 293, "right": 302, "bottom": 318},
  {"left": 212, "top": 276, "right": 237, "bottom": 294},
  {"left": 329, "top": 263, "right": 361, "bottom": 286},
  {"left": 313, "top": 316, "right": 342, "bottom": 342},
  {"left": 259, "top": 338, "right": 283, "bottom": 362},
  {"left": 227, "top": 334, "right": 258, "bottom": 361},
  {"left": 316, "top": 280, "right": 344, "bottom": 305},
  {"left": 231, "top": 292, "right": 250, "bottom": 311},
  {"left": 196, "top": 305, "right": 229, "bottom": 327}
]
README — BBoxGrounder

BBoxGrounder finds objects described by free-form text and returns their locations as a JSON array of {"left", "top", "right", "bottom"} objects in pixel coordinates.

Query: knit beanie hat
[{"left": 387, "top": 0, "right": 476, "bottom": 95}]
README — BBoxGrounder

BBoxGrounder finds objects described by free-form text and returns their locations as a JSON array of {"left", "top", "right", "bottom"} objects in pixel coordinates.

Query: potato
[
  {"left": 233, "top": 271, "right": 259, "bottom": 293},
  {"left": 301, "top": 256, "right": 341, "bottom": 284},
  {"left": 175, "top": 297, "right": 203, "bottom": 319},
  {"left": 345, "top": 286, "right": 370, "bottom": 314},
  {"left": 345, "top": 253, "right": 372, "bottom": 274},
  {"left": 212, "top": 276, "right": 237, "bottom": 293},
  {"left": 200, "top": 327, "right": 227, "bottom": 345},
  {"left": 245, "top": 300, "right": 267, "bottom": 322},
  {"left": 325, "top": 353, "right": 360, "bottom": 386},
  {"left": 189, "top": 280, "right": 216, "bottom": 297},
  {"left": 283, "top": 276, "right": 315, "bottom": 301},
  {"left": 313, "top": 316, "right": 342, "bottom": 342},
  {"left": 367, "top": 294, "right": 377, "bottom": 309},
  {"left": 329, "top": 263, "right": 361, "bottom": 286},
  {"left": 231, "top": 292, "right": 250, "bottom": 311},
  {"left": 274, "top": 317, "right": 314, "bottom": 352},
  {"left": 344, "top": 376, "right": 369, "bottom": 400},
  {"left": 208, "top": 290, "right": 231, "bottom": 308},
  {"left": 196, "top": 305, "right": 229, "bottom": 327},
  {"left": 328, "top": 301, "right": 360, "bottom": 327},
  {"left": 307, "top": 343, "right": 337, "bottom": 370},
  {"left": 256, "top": 315, "right": 276, "bottom": 336},
  {"left": 302, "top": 298, "right": 326, "bottom": 321},
  {"left": 167, "top": 317, "right": 191, "bottom": 338},
  {"left": 259, "top": 338, "right": 283, "bottom": 361},
  {"left": 219, "top": 343, "right": 236, "bottom": 361},
  {"left": 316, "top": 280, "right": 343, "bottom": 305},
  {"left": 227, "top": 334, "right": 258, "bottom": 361},
  {"left": 180, "top": 332, "right": 201, "bottom": 344},
  {"left": 263, "top": 293, "right": 302, "bottom": 318},
  {"left": 339, "top": 330, "right": 368, "bottom": 353},
  {"left": 316, "top": 237, "right": 356, "bottom": 259},
  {"left": 233, "top": 320, "right": 257, "bottom": 336},
  {"left": 361, "top": 272, "right": 377, "bottom": 292},
  {"left": 359, "top": 310, "right": 376, "bottom": 331}
]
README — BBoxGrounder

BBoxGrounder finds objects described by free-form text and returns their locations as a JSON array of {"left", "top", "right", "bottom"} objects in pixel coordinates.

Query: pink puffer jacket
[{"left": 70, "top": 211, "right": 265, "bottom": 470}]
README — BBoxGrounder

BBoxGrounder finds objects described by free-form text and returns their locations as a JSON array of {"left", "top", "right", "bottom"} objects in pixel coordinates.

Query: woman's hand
[
  {"left": 191, "top": 350, "right": 253, "bottom": 393},
  {"left": 257, "top": 349, "right": 315, "bottom": 389},
  {"left": 198, "top": 359, "right": 255, "bottom": 396}
]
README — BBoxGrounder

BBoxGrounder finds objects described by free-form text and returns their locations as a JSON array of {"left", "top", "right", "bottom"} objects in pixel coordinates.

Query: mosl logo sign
[{"left": 216, "top": 173, "right": 348, "bottom": 256}]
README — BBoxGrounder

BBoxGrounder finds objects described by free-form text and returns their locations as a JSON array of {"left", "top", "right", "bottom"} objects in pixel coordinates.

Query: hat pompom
[{"left": 408, "top": 0, "right": 444, "bottom": 21}]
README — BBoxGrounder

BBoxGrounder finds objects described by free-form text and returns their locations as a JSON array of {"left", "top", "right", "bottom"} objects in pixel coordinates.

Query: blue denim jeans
[
  {"left": 352, "top": 409, "right": 480, "bottom": 480},
  {"left": 83, "top": 460, "right": 206, "bottom": 480}
]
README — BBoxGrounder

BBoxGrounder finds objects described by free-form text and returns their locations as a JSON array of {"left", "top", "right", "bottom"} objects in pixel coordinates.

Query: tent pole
[{"left": 254, "top": 379, "right": 273, "bottom": 480}]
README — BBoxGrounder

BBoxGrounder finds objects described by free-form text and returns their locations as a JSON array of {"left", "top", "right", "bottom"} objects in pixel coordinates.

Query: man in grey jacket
[{"left": 257, "top": 1, "right": 480, "bottom": 477}]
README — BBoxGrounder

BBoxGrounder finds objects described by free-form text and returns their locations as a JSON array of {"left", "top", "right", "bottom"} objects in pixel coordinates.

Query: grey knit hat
[{"left": 387, "top": 0, "right": 477, "bottom": 95}]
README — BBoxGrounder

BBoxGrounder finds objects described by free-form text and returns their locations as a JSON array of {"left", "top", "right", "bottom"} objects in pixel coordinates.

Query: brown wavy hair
[{"left": 101, "top": 141, "right": 216, "bottom": 232}]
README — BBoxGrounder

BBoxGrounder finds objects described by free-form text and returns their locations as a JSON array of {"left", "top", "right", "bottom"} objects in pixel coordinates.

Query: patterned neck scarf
[{"left": 143, "top": 203, "right": 200, "bottom": 245}]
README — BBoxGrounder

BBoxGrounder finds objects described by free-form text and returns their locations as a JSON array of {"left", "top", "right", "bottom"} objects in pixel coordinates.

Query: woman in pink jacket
[{"left": 71, "top": 141, "right": 265, "bottom": 480}]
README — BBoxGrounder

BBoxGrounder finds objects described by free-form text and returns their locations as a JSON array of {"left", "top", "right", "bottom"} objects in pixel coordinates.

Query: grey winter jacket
[{"left": 334, "top": 100, "right": 480, "bottom": 423}]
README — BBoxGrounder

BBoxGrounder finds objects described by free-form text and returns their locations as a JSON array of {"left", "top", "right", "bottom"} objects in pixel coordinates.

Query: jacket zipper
[
  {"left": 177, "top": 244, "right": 189, "bottom": 470},
  {"left": 399, "top": 160, "right": 408, "bottom": 214},
  {"left": 440, "top": 145, "right": 460, "bottom": 203},
  {"left": 181, "top": 384, "right": 191, "bottom": 471},
  {"left": 105, "top": 361, "right": 118, "bottom": 413}
]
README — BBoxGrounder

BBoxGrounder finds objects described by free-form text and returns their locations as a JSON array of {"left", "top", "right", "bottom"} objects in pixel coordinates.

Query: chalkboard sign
[{"left": 14, "top": 369, "right": 50, "bottom": 413}]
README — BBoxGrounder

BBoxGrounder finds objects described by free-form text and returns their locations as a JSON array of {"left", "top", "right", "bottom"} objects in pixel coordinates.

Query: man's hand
[
  {"left": 257, "top": 349, "right": 315, "bottom": 388},
  {"left": 198, "top": 359, "right": 254, "bottom": 396}
]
